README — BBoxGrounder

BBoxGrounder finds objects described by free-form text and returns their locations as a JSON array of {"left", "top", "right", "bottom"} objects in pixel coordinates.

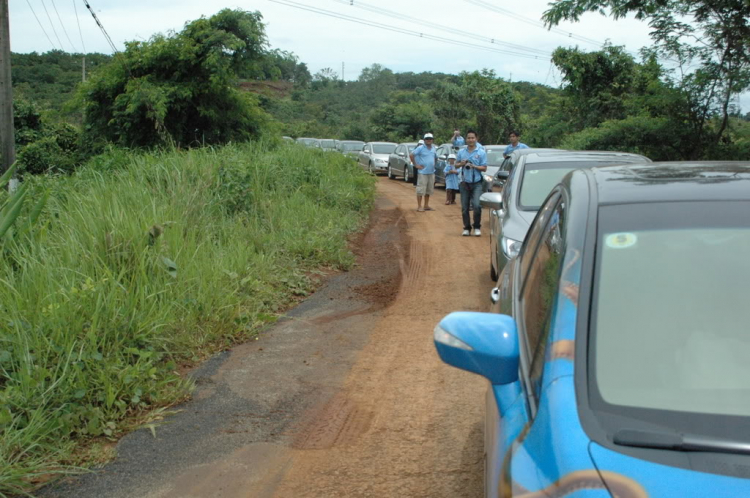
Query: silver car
[
  {"left": 359, "top": 142, "right": 396, "bottom": 175},
  {"left": 480, "top": 150, "right": 652, "bottom": 281},
  {"left": 319, "top": 139, "right": 337, "bottom": 151},
  {"left": 387, "top": 143, "right": 418, "bottom": 183},
  {"left": 337, "top": 140, "right": 365, "bottom": 158},
  {"left": 296, "top": 137, "right": 320, "bottom": 148}
]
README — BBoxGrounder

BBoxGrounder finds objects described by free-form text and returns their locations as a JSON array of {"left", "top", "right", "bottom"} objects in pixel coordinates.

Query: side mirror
[
  {"left": 496, "top": 171, "right": 509, "bottom": 180},
  {"left": 480, "top": 192, "right": 503, "bottom": 210},
  {"left": 398, "top": 152, "right": 406, "bottom": 157},
  {"left": 434, "top": 312, "right": 519, "bottom": 385},
  {"left": 439, "top": 155, "right": 447, "bottom": 160}
]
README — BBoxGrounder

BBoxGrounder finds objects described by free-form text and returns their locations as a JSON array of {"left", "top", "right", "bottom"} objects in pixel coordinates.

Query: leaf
[{"left": 161, "top": 256, "right": 178, "bottom": 278}]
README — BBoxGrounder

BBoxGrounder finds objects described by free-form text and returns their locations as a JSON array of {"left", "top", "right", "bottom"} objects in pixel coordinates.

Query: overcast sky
[{"left": 9, "top": 0, "right": 749, "bottom": 110}]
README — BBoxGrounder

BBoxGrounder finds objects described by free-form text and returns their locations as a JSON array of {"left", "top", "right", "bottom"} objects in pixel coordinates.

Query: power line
[
  {"left": 24, "top": 0, "right": 58, "bottom": 49},
  {"left": 332, "top": 0, "right": 550, "bottom": 57},
  {"left": 50, "top": 0, "right": 78, "bottom": 52},
  {"left": 73, "top": 0, "right": 86, "bottom": 53},
  {"left": 82, "top": 0, "right": 118, "bottom": 53},
  {"left": 39, "top": 0, "right": 65, "bottom": 50},
  {"left": 465, "top": 0, "right": 604, "bottom": 47},
  {"left": 269, "top": 0, "right": 547, "bottom": 61}
]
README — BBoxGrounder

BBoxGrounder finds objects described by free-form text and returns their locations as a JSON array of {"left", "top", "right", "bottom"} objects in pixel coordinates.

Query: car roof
[
  {"left": 590, "top": 162, "right": 750, "bottom": 205},
  {"left": 398, "top": 142, "right": 418, "bottom": 146},
  {"left": 525, "top": 150, "right": 650, "bottom": 164},
  {"left": 367, "top": 142, "right": 397, "bottom": 145}
]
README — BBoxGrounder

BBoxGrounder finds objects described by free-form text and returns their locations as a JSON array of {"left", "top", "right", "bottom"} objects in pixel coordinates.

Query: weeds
[{"left": 0, "top": 141, "right": 374, "bottom": 494}]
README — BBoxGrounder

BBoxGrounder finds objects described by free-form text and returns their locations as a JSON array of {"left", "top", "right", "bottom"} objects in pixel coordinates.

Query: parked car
[
  {"left": 436, "top": 161, "right": 750, "bottom": 498},
  {"left": 282, "top": 136, "right": 294, "bottom": 142},
  {"left": 318, "top": 139, "right": 337, "bottom": 151},
  {"left": 387, "top": 143, "right": 418, "bottom": 183},
  {"left": 337, "top": 140, "right": 365, "bottom": 158},
  {"left": 359, "top": 142, "right": 396, "bottom": 175},
  {"left": 296, "top": 137, "right": 320, "bottom": 148},
  {"left": 481, "top": 145, "right": 508, "bottom": 191},
  {"left": 481, "top": 150, "right": 650, "bottom": 281}
]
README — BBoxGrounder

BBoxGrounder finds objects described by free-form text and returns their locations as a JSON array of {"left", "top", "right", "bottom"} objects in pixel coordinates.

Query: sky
[{"left": 8, "top": 0, "right": 749, "bottom": 110}]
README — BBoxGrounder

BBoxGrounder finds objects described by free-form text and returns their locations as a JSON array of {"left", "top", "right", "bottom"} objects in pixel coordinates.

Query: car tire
[
  {"left": 490, "top": 257, "right": 498, "bottom": 282},
  {"left": 387, "top": 165, "right": 394, "bottom": 179},
  {"left": 404, "top": 167, "right": 410, "bottom": 183},
  {"left": 369, "top": 162, "right": 374, "bottom": 175}
]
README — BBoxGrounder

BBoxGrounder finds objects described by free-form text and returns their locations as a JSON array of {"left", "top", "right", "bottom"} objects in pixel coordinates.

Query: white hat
[
  {"left": 418, "top": 139, "right": 425, "bottom": 145},
  {"left": 448, "top": 153, "right": 456, "bottom": 159},
  {"left": 423, "top": 133, "right": 434, "bottom": 139}
]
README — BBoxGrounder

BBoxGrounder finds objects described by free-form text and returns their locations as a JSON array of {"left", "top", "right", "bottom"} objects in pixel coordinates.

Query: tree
[
  {"left": 544, "top": 0, "right": 750, "bottom": 149},
  {"left": 79, "top": 9, "right": 273, "bottom": 148}
]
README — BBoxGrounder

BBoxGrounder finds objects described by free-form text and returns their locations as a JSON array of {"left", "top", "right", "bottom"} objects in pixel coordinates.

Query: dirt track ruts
[{"left": 42, "top": 177, "right": 494, "bottom": 498}]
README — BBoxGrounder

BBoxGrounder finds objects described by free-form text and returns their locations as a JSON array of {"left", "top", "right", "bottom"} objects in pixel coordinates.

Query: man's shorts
[{"left": 416, "top": 173, "right": 435, "bottom": 196}]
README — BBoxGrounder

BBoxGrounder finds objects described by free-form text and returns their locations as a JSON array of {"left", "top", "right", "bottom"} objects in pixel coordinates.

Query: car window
[
  {"left": 520, "top": 198, "right": 566, "bottom": 402},
  {"left": 501, "top": 157, "right": 513, "bottom": 172},
  {"left": 519, "top": 192, "right": 560, "bottom": 292},
  {"left": 372, "top": 144, "right": 396, "bottom": 154}
]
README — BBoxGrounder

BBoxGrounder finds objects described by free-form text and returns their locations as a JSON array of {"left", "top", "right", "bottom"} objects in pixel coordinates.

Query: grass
[{"left": 0, "top": 140, "right": 375, "bottom": 495}]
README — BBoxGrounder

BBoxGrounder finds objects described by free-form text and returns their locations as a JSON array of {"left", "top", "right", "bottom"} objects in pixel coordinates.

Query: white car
[{"left": 359, "top": 142, "right": 396, "bottom": 175}]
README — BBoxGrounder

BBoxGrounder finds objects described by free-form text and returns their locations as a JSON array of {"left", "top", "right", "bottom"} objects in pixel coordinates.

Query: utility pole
[{"left": 0, "top": 0, "right": 14, "bottom": 176}]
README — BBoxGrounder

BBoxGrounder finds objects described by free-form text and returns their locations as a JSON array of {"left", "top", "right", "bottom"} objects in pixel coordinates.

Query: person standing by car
[
  {"left": 456, "top": 130, "right": 487, "bottom": 236},
  {"left": 410, "top": 133, "right": 438, "bottom": 212},
  {"left": 444, "top": 153, "right": 459, "bottom": 205},
  {"left": 451, "top": 129, "right": 465, "bottom": 148},
  {"left": 503, "top": 130, "right": 529, "bottom": 158}
]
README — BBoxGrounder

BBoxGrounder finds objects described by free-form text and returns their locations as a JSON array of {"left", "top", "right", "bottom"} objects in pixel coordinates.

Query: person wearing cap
[
  {"left": 443, "top": 153, "right": 459, "bottom": 205},
  {"left": 455, "top": 130, "right": 487, "bottom": 236},
  {"left": 409, "top": 133, "right": 438, "bottom": 212}
]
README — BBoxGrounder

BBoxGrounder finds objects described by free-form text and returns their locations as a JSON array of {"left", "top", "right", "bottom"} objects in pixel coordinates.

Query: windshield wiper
[{"left": 614, "top": 429, "right": 750, "bottom": 456}]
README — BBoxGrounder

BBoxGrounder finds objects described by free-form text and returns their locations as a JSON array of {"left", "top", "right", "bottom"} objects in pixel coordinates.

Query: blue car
[{"left": 435, "top": 162, "right": 750, "bottom": 497}]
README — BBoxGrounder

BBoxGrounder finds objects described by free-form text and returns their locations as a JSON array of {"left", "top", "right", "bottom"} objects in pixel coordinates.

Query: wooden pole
[{"left": 0, "top": 0, "right": 14, "bottom": 176}]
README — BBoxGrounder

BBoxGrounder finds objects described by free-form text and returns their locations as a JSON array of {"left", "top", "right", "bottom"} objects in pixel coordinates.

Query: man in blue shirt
[
  {"left": 451, "top": 129, "right": 465, "bottom": 148},
  {"left": 409, "top": 133, "right": 438, "bottom": 212},
  {"left": 455, "top": 130, "right": 487, "bottom": 236},
  {"left": 503, "top": 130, "right": 529, "bottom": 158}
]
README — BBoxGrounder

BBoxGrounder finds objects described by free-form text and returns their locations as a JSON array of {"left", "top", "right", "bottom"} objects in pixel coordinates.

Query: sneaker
[
  {"left": 474, "top": 229, "right": 481, "bottom": 237},
  {"left": 462, "top": 229, "right": 470, "bottom": 236}
]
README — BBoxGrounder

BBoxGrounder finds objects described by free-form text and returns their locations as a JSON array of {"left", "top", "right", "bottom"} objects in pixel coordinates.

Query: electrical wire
[
  {"left": 465, "top": 0, "right": 604, "bottom": 47},
  {"left": 39, "top": 0, "right": 66, "bottom": 50},
  {"left": 331, "top": 0, "right": 550, "bottom": 57},
  {"left": 51, "top": 0, "right": 78, "bottom": 52},
  {"left": 73, "top": 0, "right": 86, "bottom": 53},
  {"left": 82, "top": 0, "right": 118, "bottom": 53},
  {"left": 269, "top": 0, "right": 548, "bottom": 61},
  {"left": 24, "top": 0, "right": 59, "bottom": 49}
]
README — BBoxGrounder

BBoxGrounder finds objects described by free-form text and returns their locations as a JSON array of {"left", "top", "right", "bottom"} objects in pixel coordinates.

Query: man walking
[
  {"left": 410, "top": 133, "right": 438, "bottom": 212},
  {"left": 456, "top": 130, "right": 487, "bottom": 236},
  {"left": 503, "top": 130, "right": 528, "bottom": 158}
]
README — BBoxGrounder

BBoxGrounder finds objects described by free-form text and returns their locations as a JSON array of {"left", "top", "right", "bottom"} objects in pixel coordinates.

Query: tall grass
[{"left": 0, "top": 141, "right": 375, "bottom": 495}]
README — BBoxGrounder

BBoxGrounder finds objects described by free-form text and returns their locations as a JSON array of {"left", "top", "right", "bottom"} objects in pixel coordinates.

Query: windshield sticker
[
  {"left": 606, "top": 233, "right": 637, "bottom": 249},
  {"left": 528, "top": 170, "right": 539, "bottom": 174}
]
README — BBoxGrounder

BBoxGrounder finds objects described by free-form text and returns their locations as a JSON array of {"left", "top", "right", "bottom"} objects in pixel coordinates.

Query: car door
[
  {"left": 395, "top": 145, "right": 406, "bottom": 175},
  {"left": 434, "top": 145, "right": 448, "bottom": 185},
  {"left": 359, "top": 144, "right": 370, "bottom": 168},
  {"left": 487, "top": 193, "right": 567, "bottom": 496}
]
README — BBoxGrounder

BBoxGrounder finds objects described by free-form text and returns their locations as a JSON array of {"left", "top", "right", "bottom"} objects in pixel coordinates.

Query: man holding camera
[{"left": 456, "top": 130, "right": 487, "bottom": 236}]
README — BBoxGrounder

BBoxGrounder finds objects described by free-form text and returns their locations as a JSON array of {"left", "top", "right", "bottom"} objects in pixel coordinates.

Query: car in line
[
  {"left": 481, "top": 150, "right": 650, "bottom": 281},
  {"left": 318, "top": 139, "right": 337, "bottom": 151},
  {"left": 336, "top": 140, "right": 365, "bottom": 158},
  {"left": 387, "top": 142, "right": 418, "bottom": 183},
  {"left": 296, "top": 137, "right": 320, "bottom": 148},
  {"left": 481, "top": 145, "right": 508, "bottom": 191},
  {"left": 359, "top": 142, "right": 396, "bottom": 175},
  {"left": 436, "top": 161, "right": 750, "bottom": 498}
]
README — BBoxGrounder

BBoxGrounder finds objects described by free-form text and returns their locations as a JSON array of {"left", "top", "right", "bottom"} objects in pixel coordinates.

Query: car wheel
[
  {"left": 404, "top": 167, "right": 410, "bottom": 183},
  {"left": 490, "top": 257, "right": 498, "bottom": 282},
  {"left": 387, "top": 165, "right": 394, "bottom": 179},
  {"left": 369, "top": 162, "right": 374, "bottom": 175}
]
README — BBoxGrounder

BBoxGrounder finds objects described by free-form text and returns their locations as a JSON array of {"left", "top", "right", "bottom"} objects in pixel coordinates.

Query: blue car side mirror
[{"left": 434, "top": 312, "right": 519, "bottom": 385}]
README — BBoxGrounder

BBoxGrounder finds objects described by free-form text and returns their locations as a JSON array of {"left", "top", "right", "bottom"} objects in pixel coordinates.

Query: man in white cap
[{"left": 409, "top": 133, "right": 438, "bottom": 212}]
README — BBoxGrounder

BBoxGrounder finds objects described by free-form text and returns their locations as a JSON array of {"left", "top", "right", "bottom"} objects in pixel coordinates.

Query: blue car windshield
[{"left": 590, "top": 201, "right": 750, "bottom": 434}]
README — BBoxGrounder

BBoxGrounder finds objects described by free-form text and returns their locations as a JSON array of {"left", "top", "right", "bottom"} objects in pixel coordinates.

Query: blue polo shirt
[
  {"left": 412, "top": 144, "right": 437, "bottom": 175},
  {"left": 456, "top": 146, "right": 487, "bottom": 183},
  {"left": 452, "top": 136, "right": 465, "bottom": 147},
  {"left": 504, "top": 143, "right": 529, "bottom": 156}
]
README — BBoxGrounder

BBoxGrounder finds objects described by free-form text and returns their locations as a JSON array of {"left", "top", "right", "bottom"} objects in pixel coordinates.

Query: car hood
[{"left": 589, "top": 443, "right": 750, "bottom": 496}]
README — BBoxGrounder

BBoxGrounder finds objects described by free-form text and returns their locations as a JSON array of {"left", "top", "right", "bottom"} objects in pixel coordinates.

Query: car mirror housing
[
  {"left": 439, "top": 155, "right": 447, "bottom": 160},
  {"left": 480, "top": 192, "right": 503, "bottom": 210},
  {"left": 434, "top": 312, "right": 519, "bottom": 385},
  {"left": 496, "top": 171, "right": 509, "bottom": 180}
]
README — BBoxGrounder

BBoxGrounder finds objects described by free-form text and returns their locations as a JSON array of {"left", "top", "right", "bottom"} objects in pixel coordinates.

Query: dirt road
[{"left": 43, "top": 177, "right": 495, "bottom": 498}]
